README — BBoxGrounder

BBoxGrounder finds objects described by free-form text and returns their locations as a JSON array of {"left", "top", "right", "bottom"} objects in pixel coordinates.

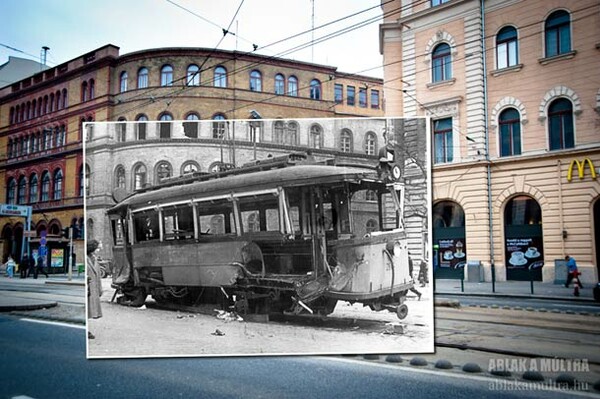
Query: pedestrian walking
[
  {"left": 408, "top": 254, "right": 422, "bottom": 300},
  {"left": 565, "top": 255, "right": 583, "bottom": 296},
  {"left": 20, "top": 254, "right": 29, "bottom": 279},
  {"left": 34, "top": 253, "right": 49, "bottom": 279},
  {"left": 4, "top": 255, "right": 15, "bottom": 278},
  {"left": 87, "top": 239, "right": 103, "bottom": 339},
  {"left": 26, "top": 254, "right": 35, "bottom": 278}
]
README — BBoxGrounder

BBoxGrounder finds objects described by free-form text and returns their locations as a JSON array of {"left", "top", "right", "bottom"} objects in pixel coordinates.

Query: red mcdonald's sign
[{"left": 567, "top": 158, "right": 597, "bottom": 182}]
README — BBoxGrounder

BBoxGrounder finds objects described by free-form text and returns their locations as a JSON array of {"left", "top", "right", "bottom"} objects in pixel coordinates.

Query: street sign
[
  {"left": 0, "top": 204, "right": 31, "bottom": 217},
  {"left": 23, "top": 231, "right": 36, "bottom": 238},
  {"left": 39, "top": 245, "right": 47, "bottom": 257}
]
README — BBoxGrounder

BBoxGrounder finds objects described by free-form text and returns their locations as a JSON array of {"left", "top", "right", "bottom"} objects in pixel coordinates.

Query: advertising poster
[
  {"left": 50, "top": 248, "right": 64, "bottom": 268},
  {"left": 505, "top": 237, "right": 544, "bottom": 270},
  {"left": 437, "top": 238, "right": 466, "bottom": 269}
]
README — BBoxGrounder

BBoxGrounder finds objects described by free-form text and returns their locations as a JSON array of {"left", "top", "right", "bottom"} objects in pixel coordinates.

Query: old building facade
[{"left": 380, "top": 0, "right": 600, "bottom": 283}]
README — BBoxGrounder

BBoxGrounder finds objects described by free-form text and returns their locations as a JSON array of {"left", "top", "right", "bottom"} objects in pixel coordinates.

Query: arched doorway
[
  {"left": 432, "top": 201, "right": 466, "bottom": 279},
  {"left": 504, "top": 195, "right": 544, "bottom": 281},
  {"left": 1, "top": 224, "right": 13, "bottom": 262}
]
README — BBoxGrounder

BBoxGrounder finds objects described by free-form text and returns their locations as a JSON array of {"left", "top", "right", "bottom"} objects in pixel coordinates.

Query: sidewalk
[
  {"left": 434, "top": 278, "right": 597, "bottom": 302},
  {"left": 0, "top": 273, "right": 85, "bottom": 312}
]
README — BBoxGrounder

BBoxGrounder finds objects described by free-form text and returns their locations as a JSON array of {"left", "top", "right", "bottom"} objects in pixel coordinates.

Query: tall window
[
  {"left": 334, "top": 84, "right": 343, "bottom": 104},
  {"left": 184, "top": 113, "right": 200, "bottom": 138},
  {"left": 53, "top": 169, "right": 63, "bottom": 200},
  {"left": 81, "top": 81, "right": 88, "bottom": 102},
  {"left": 187, "top": 64, "right": 200, "bottom": 86},
  {"left": 133, "top": 164, "right": 147, "bottom": 190},
  {"left": 138, "top": 67, "right": 149, "bottom": 89},
  {"left": 340, "top": 130, "right": 352, "bottom": 152},
  {"left": 85, "top": 164, "right": 91, "bottom": 197},
  {"left": 310, "top": 79, "right": 321, "bottom": 100},
  {"left": 159, "top": 113, "right": 173, "bottom": 138},
  {"left": 548, "top": 98, "right": 574, "bottom": 151},
  {"left": 432, "top": 43, "right": 452, "bottom": 82},
  {"left": 117, "top": 119, "right": 127, "bottom": 142},
  {"left": 212, "top": 114, "right": 226, "bottom": 139},
  {"left": 274, "top": 121, "right": 285, "bottom": 143},
  {"left": 545, "top": 10, "right": 571, "bottom": 57},
  {"left": 371, "top": 90, "right": 380, "bottom": 109},
  {"left": 365, "top": 132, "right": 377, "bottom": 155},
  {"left": 496, "top": 26, "right": 518, "bottom": 69},
  {"left": 115, "top": 166, "right": 126, "bottom": 189},
  {"left": 433, "top": 118, "right": 453, "bottom": 164},
  {"left": 120, "top": 71, "right": 128, "bottom": 93},
  {"left": 287, "top": 76, "right": 298, "bottom": 96},
  {"left": 17, "top": 176, "right": 26, "bottom": 204},
  {"left": 347, "top": 86, "right": 355, "bottom": 106},
  {"left": 359, "top": 88, "right": 367, "bottom": 108},
  {"left": 250, "top": 70, "right": 262, "bottom": 92},
  {"left": 499, "top": 108, "right": 521, "bottom": 157},
  {"left": 40, "top": 172, "right": 50, "bottom": 202},
  {"left": 29, "top": 174, "right": 38, "bottom": 203},
  {"left": 161, "top": 65, "right": 173, "bottom": 86},
  {"left": 310, "top": 124, "right": 322, "bottom": 149},
  {"left": 136, "top": 115, "right": 148, "bottom": 140},
  {"left": 214, "top": 66, "right": 227, "bottom": 88},
  {"left": 287, "top": 122, "right": 298, "bottom": 146},
  {"left": 89, "top": 80, "right": 95, "bottom": 100},
  {"left": 62, "top": 88, "right": 68, "bottom": 108},
  {"left": 275, "top": 74, "right": 285, "bottom": 95},
  {"left": 6, "top": 178, "right": 16, "bottom": 204}
]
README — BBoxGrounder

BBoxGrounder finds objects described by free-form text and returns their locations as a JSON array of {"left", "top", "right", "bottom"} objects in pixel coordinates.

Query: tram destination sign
[{"left": 0, "top": 204, "right": 31, "bottom": 217}]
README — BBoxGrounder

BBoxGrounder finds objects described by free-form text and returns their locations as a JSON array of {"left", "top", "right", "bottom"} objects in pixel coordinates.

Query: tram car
[{"left": 107, "top": 153, "right": 415, "bottom": 319}]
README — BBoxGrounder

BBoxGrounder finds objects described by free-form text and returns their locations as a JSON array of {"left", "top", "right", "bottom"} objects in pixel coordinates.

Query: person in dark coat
[
  {"left": 20, "top": 254, "right": 29, "bottom": 278},
  {"left": 26, "top": 253, "right": 36, "bottom": 278},
  {"left": 34, "top": 253, "right": 49, "bottom": 278},
  {"left": 87, "top": 239, "right": 103, "bottom": 339}
]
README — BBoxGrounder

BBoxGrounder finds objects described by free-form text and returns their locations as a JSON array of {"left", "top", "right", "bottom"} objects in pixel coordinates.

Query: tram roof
[{"left": 108, "top": 164, "right": 380, "bottom": 214}]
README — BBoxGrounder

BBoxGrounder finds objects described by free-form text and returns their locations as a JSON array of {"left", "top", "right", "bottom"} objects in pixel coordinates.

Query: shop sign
[
  {"left": 567, "top": 158, "right": 597, "bottom": 182},
  {"left": 50, "top": 248, "right": 64, "bottom": 268},
  {"left": 436, "top": 239, "right": 466, "bottom": 269},
  {"left": 0, "top": 204, "right": 31, "bottom": 217},
  {"left": 505, "top": 237, "right": 544, "bottom": 270}
]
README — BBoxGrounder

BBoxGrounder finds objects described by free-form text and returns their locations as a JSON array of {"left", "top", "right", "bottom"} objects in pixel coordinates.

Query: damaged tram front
[{"left": 107, "top": 154, "right": 415, "bottom": 319}]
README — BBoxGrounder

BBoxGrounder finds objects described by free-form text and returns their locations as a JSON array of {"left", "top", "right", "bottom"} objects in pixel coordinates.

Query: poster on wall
[
  {"left": 50, "top": 248, "right": 64, "bottom": 268},
  {"left": 436, "top": 238, "right": 466, "bottom": 269},
  {"left": 505, "top": 237, "right": 544, "bottom": 270}
]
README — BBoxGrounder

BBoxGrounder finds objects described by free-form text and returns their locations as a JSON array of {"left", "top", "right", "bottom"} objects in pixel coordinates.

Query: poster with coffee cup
[
  {"left": 438, "top": 239, "right": 467, "bottom": 269},
  {"left": 505, "top": 237, "right": 544, "bottom": 269}
]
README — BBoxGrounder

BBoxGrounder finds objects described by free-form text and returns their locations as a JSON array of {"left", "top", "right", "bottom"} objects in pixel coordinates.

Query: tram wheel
[{"left": 396, "top": 304, "right": 408, "bottom": 320}]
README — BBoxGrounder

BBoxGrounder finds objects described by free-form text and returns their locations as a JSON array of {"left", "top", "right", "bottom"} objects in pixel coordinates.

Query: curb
[
  {"left": 0, "top": 302, "right": 58, "bottom": 312},
  {"left": 464, "top": 303, "right": 600, "bottom": 317},
  {"left": 435, "top": 291, "right": 596, "bottom": 303},
  {"left": 45, "top": 280, "right": 85, "bottom": 287},
  {"left": 9, "top": 310, "right": 85, "bottom": 326}
]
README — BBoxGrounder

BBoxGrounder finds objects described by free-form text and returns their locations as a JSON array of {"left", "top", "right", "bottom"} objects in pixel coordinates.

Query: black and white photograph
[{"left": 85, "top": 117, "right": 433, "bottom": 358}]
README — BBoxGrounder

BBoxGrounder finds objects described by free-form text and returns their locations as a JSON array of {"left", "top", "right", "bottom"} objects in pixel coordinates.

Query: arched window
[
  {"left": 133, "top": 164, "right": 147, "bottom": 190},
  {"left": 161, "top": 65, "right": 173, "bottom": 86},
  {"left": 117, "top": 118, "right": 127, "bottom": 142},
  {"left": 249, "top": 70, "right": 262, "bottom": 92},
  {"left": 496, "top": 26, "right": 518, "bottom": 69},
  {"left": 84, "top": 164, "right": 91, "bottom": 197},
  {"left": 40, "top": 171, "right": 50, "bottom": 202},
  {"left": 53, "top": 169, "right": 63, "bottom": 200},
  {"left": 365, "top": 132, "right": 377, "bottom": 155},
  {"left": 181, "top": 161, "right": 199, "bottom": 175},
  {"left": 499, "top": 108, "right": 521, "bottom": 157},
  {"left": 548, "top": 98, "right": 574, "bottom": 150},
  {"left": 29, "top": 174, "right": 38, "bottom": 204},
  {"left": 310, "top": 79, "right": 321, "bottom": 100},
  {"left": 17, "top": 176, "right": 27, "bottom": 204},
  {"left": 287, "top": 76, "right": 298, "bottom": 96},
  {"left": 310, "top": 124, "right": 322, "bottom": 149},
  {"left": 274, "top": 121, "right": 285, "bottom": 144},
  {"left": 183, "top": 113, "right": 200, "bottom": 138},
  {"left": 159, "top": 113, "right": 173, "bottom": 138},
  {"left": 214, "top": 66, "right": 227, "bottom": 88},
  {"left": 287, "top": 122, "right": 298, "bottom": 146},
  {"left": 432, "top": 43, "right": 452, "bottom": 82},
  {"left": 87, "top": 219, "right": 94, "bottom": 241},
  {"left": 137, "top": 67, "right": 149, "bottom": 89},
  {"left": 120, "top": 71, "right": 128, "bottom": 93},
  {"left": 81, "top": 81, "right": 88, "bottom": 102},
  {"left": 6, "top": 178, "right": 16, "bottom": 204},
  {"left": 155, "top": 161, "right": 172, "bottom": 183},
  {"left": 545, "top": 10, "right": 571, "bottom": 57},
  {"left": 62, "top": 89, "right": 68, "bottom": 108},
  {"left": 136, "top": 114, "right": 148, "bottom": 140},
  {"left": 115, "top": 166, "right": 126, "bottom": 189},
  {"left": 340, "top": 129, "right": 353, "bottom": 153},
  {"left": 212, "top": 114, "right": 227, "bottom": 139},
  {"left": 89, "top": 79, "right": 95, "bottom": 100},
  {"left": 275, "top": 74, "right": 285, "bottom": 95},
  {"left": 187, "top": 64, "right": 200, "bottom": 86}
]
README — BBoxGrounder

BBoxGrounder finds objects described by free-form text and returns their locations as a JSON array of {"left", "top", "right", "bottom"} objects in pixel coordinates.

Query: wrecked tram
[{"left": 107, "top": 153, "right": 415, "bottom": 319}]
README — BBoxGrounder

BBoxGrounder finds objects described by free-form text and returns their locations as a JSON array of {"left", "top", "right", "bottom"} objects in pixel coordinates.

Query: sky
[{"left": 0, "top": 0, "right": 384, "bottom": 78}]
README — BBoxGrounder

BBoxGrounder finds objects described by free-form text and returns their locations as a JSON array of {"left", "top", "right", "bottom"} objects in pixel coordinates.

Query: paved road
[
  {"left": 0, "top": 279, "right": 84, "bottom": 306},
  {"left": 436, "top": 295, "right": 600, "bottom": 314},
  {"left": 0, "top": 314, "right": 591, "bottom": 398}
]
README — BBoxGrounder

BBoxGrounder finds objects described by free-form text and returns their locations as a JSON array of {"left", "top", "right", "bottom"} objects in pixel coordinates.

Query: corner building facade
[{"left": 380, "top": 0, "right": 600, "bottom": 283}]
